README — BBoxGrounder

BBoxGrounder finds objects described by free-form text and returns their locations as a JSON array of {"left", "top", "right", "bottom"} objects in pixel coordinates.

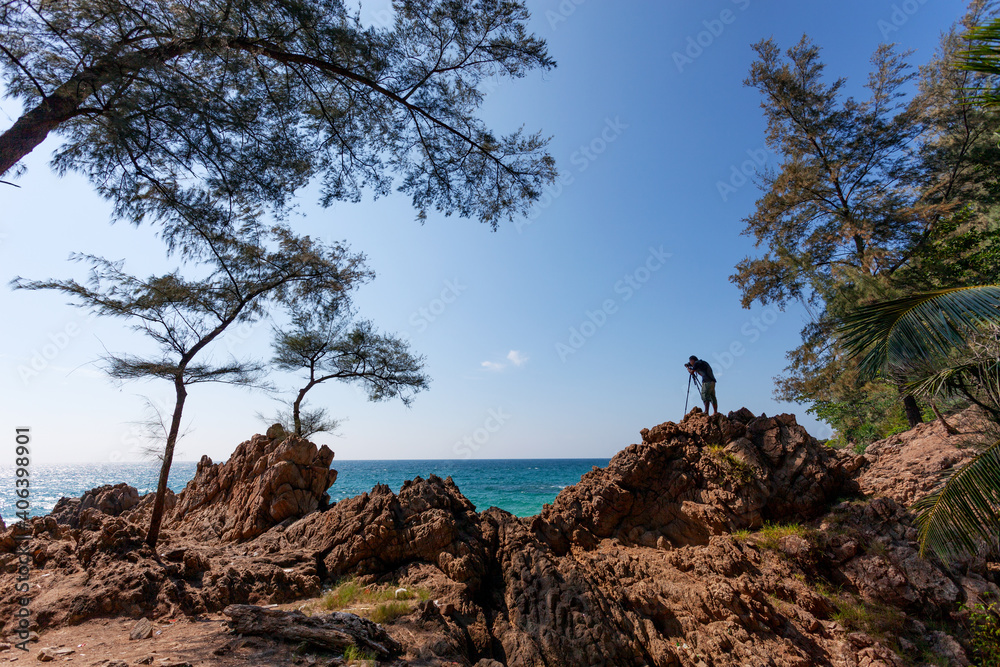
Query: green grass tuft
[
  {"left": 705, "top": 445, "right": 754, "bottom": 483},
  {"left": 316, "top": 578, "right": 427, "bottom": 625},
  {"left": 343, "top": 644, "right": 378, "bottom": 663},
  {"left": 830, "top": 595, "right": 905, "bottom": 638},
  {"left": 755, "top": 522, "right": 808, "bottom": 550},
  {"left": 369, "top": 600, "right": 413, "bottom": 624}
]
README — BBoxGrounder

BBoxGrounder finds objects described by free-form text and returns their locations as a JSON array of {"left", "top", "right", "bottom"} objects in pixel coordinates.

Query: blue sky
[{"left": 1, "top": 0, "right": 970, "bottom": 463}]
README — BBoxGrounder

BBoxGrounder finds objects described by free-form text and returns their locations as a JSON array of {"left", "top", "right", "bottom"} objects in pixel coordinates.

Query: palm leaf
[
  {"left": 912, "top": 438, "right": 1000, "bottom": 560},
  {"left": 958, "top": 19, "right": 1000, "bottom": 107},
  {"left": 906, "top": 358, "right": 1000, "bottom": 408},
  {"left": 838, "top": 286, "right": 1000, "bottom": 380}
]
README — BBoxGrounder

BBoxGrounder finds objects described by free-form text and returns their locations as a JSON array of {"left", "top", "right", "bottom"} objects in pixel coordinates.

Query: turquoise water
[{"left": 0, "top": 459, "right": 609, "bottom": 525}]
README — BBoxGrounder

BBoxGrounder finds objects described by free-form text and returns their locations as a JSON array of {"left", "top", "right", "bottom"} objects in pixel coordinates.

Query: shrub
[{"left": 969, "top": 602, "right": 1000, "bottom": 667}]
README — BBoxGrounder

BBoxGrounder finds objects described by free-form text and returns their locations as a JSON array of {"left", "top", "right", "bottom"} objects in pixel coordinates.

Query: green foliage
[
  {"left": 911, "top": 438, "right": 1000, "bottom": 559},
  {"left": 807, "top": 382, "right": 913, "bottom": 452},
  {"left": 269, "top": 309, "right": 429, "bottom": 436},
  {"left": 705, "top": 445, "right": 754, "bottom": 483},
  {"left": 10, "top": 223, "right": 367, "bottom": 547},
  {"left": 840, "top": 286, "right": 1000, "bottom": 559},
  {"left": 968, "top": 602, "right": 1000, "bottom": 667},
  {"left": 829, "top": 595, "right": 905, "bottom": 639},
  {"left": 343, "top": 645, "right": 378, "bottom": 663},
  {"left": 369, "top": 601, "right": 413, "bottom": 625},
  {"left": 753, "top": 522, "right": 808, "bottom": 550},
  {"left": 735, "top": 3, "right": 1000, "bottom": 446},
  {"left": 960, "top": 18, "right": 1000, "bottom": 107},
  {"left": 0, "top": 0, "right": 557, "bottom": 229},
  {"left": 320, "top": 578, "right": 428, "bottom": 624},
  {"left": 839, "top": 286, "right": 1000, "bottom": 381}
]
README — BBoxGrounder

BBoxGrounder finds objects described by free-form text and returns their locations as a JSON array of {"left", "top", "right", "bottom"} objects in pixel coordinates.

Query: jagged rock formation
[
  {"left": 172, "top": 431, "right": 338, "bottom": 541},
  {"left": 534, "top": 410, "right": 861, "bottom": 553},
  {"left": 50, "top": 482, "right": 139, "bottom": 529},
  {"left": 0, "top": 408, "right": 996, "bottom": 667}
]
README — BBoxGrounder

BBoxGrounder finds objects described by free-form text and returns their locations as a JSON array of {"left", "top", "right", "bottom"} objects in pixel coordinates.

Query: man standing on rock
[{"left": 685, "top": 355, "right": 718, "bottom": 416}]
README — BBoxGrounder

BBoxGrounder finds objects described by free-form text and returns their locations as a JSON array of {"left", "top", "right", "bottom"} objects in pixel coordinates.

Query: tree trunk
[
  {"left": 293, "top": 386, "right": 308, "bottom": 436},
  {"left": 931, "top": 401, "right": 959, "bottom": 435},
  {"left": 146, "top": 379, "right": 187, "bottom": 548},
  {"left": 0, "top": 40, "right": 194, "bottom": 176},
  {"left": 0, "top": 94, "right": 84, "bottom": 176},
  {"left": 903, "top": 394, "right": 923, "bottom": 428}
]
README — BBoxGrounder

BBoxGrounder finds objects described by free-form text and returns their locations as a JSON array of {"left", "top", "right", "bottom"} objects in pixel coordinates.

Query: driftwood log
[{"left": 223, "top": 604, "right": 401, "bottom": 657}]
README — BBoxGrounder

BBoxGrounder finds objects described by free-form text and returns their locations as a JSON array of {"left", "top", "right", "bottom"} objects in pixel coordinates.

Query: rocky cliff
[{"left": 1, "top": 409, "right": 996, "bottom": 666}]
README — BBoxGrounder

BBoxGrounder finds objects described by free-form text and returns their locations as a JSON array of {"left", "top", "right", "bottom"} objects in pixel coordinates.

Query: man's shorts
[{"left": 701, "top": 381, "right": 717, "bottom": 404}]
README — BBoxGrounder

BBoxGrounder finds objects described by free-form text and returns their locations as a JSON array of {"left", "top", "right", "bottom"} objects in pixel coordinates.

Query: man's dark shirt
[{"left": 690, "top": 359, "right": 716, "bottom": 383}]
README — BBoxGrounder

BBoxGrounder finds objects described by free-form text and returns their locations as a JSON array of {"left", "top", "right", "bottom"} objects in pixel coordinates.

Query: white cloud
[
  {"left": 506, "top": 350, "right": 528, "bottom": 367},
  {"left": 480, "top": 350, "right": 528, "bottom": 372}
]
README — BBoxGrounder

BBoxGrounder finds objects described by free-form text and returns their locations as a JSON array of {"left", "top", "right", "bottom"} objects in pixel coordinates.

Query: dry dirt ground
[
  {"left": 2, "top": 612, "right": 304, "bottom": 666},
  {"left": 1, "top": 597, "right": 421, "bottom": 667},
  {"left": 1, "top": 596, "right": 459, "bottom": 666}
]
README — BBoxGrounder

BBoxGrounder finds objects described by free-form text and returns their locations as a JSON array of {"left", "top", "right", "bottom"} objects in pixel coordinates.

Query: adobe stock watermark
[
  {"left": 517, "top": 117, "right": 628, "bottom": 233},
  {"left": 452, "top": 408, "right": 511, "bottom": 459},
  {"left": 710, "top": 303, "right": 782, "bottom": 379},
  {"left": 717, "top": 147, "right": 772, "bottom": 202},
  {"left": 545, "top": 0, "right": 590, "bottom": 30},
  {"left": 408, "top": 279, "right": 468, "bottom": 334},
  {"left": 877, "top": 0, "right": 929, "bottom": 39},
  {"left": 16, "top": 312, "right": 97, "bottom": 385},
  {"left": 672, "top": 0, "right": 752, "bottom": 73},
  {"left": 556, "top": 246, "right": 672, "bottom": 362}
]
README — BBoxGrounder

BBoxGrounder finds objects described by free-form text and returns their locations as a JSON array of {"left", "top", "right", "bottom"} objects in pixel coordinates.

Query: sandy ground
[{"left": 1, "top": 612, "right": 315, "bottom": 665}]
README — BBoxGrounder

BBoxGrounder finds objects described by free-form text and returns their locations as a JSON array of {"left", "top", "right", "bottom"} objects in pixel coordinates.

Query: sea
[{"left": 0, "top": 459, "right": 609, "bottom": 526}]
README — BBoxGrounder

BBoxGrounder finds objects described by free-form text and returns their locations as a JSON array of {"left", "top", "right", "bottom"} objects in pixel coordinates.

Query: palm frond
[
  {"left": 958, "top": 19, "right": 1000, "bottom": 106},
  {"left": 839, "top": 286, "right": 1000, "bottom": 379},
  {"left": 906, "top": 358, "right": 1000, "bottom": 407},
  {"left": 912, "top": 438, "right": 1000, "bottom": 560}
]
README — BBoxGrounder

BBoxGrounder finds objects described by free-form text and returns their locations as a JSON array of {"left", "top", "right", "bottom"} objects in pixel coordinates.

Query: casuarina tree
[
  {"left": 268, "top": 307, "right": 428, "bottom": 437},
  {"left": 12, "top": 221, "right": 370, "bottom": 546},
  {"left": 0, "top": 0, "right": 556, "bottom": 229},
  {"left": 733, "top": 0, "right": 1000, "bottom": 441}
]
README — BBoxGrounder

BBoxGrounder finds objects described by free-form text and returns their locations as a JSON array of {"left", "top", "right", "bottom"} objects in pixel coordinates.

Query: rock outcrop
[
  {"left": 533, "top": 409, "right": 861, "bottom": 553},
  {"left": 172, "top": 431, "right": 338, "bottom": 541},
  {"left": 0, "top": 407, "right": 995, "bottom": 667},
  {"left": 50, "top": 482, "right": 139, "bottom": 528},
  {"left": 859, "top": 406, "right": 984, "bottom": 506}
]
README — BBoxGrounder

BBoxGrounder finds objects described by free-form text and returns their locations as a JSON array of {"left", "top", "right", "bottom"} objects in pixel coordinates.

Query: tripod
[{"left": 684, "top": 369, "right": 702, "bottom": 414}]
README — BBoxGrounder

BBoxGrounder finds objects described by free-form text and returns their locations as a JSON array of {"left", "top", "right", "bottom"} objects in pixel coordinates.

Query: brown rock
[
  {"left": 0, "top": 409, "right": 986, "bottom": 667},
  {"left": 859, "top": 406, "right": 983, "bottom": 505},
  {"left": 172, "top": 433, "right": 338, "bottom": 541},
  {"left": 51, "top": 483, "right": 140, "bottom": 529},
  {"left": 36, "top": 646, "right": 74, "bottom": 661},
  {"left": 129, "top": 618, "right": 153, "bottom": 640}
]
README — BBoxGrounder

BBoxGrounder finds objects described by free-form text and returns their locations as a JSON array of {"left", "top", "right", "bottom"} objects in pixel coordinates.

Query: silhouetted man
[{"left": 685, "top": 355, "right": 718, "bottom": 415}]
